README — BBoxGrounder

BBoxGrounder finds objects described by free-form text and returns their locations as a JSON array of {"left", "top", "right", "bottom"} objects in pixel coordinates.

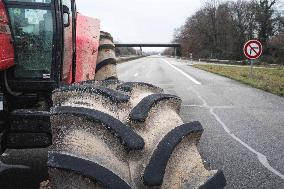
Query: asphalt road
[
  {"left": 117, "top": 56, "right": 284, "bottom": 189},
  {"left": 0, "top": 56, "right": 283, "bottom": 189}
]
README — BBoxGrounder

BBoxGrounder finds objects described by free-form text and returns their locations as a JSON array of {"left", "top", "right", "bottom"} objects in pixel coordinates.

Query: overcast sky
[
  {"left": 77, "top": 0, "right": 204, "bottom": 51},
  {"left": 76, "top": 0, "right": 284, "bottom": 52}
]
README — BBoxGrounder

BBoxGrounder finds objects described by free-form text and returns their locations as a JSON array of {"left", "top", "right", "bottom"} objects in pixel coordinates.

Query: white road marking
[
  {"left": 162, "top": 59, "right": 201, "bottom": 85},
  {"left": 210, "top": 109, "right": 284, "bottom": 179},
  {"left": 182, "top": 105, "right": 207, "bottom": 108},
  {"left": 134, "top": 73, "right": 139, "bottom": 77},
  {"left": 187, "top": 87, "right": 284, "bottom": 180},
  {"left": 182, "top": 105, "right": 235, "bottom": 109}
]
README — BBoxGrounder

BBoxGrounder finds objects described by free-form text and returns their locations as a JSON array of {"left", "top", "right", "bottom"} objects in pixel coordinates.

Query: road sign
[{"left": 243, "top": 40, "right": 263, "bottom": 60}]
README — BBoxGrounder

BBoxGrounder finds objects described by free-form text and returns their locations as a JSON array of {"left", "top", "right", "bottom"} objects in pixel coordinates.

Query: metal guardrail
[{"left": 115, "top": 44, "right": 181, "bottom": 57}]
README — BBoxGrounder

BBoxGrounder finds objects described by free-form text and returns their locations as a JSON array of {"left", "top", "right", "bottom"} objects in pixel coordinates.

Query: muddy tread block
[
  {"left": 10, "top": 110, "right": 51, "bottom": 133},
  {"left": 117, "top": 82, "right": 163, "bottom": 93},
  {"left": 6, "top": 133, "right": 51, "bottom": 148},
  {"left": 79, "top": 80, "right": 122, "bottom": 89},
  {"left": 48, "top": 152, "right": 131, "bottom": 189},
  {"left": 79, "top": 80, "right": 119, "bottom": 85},
  {"left": 98, "top": 44, "right": 115, "bottom": 51},
  {"left": 100, "top": 35, "right": 114, "bottom": 42},
  {"left": 143, "top": 122, "right": 203, "bottom": 186},
  {"left": 54, "top": 85, "right": 130, "bottom": 103},
  {"left": 95, "top": 32, "right": 117, "bottom": 81},
  {"left": 106, "top": 77, "right": 119, "bottom": 81},
  {"left": 100, "top": 31, "right": 114, "bottom": 42},
  {"left": 96, "top": 58, "right": 116, "bottom": 72},
  {"left": 53, "top": 106, "right": 145, "bottom": 150},
  {"left": 198, "top": 170, "right": 226, "bottom": 189},
  {"left": 130, "top": 94, "right": 181, "bottom": 122}
]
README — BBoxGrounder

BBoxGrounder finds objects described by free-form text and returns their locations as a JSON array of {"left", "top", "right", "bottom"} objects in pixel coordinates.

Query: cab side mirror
[{"left": 63, "top": 5, "right": 70, "bottom": 27}]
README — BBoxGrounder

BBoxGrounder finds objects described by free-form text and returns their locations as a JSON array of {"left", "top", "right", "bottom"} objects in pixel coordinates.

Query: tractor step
[
  {"left": 5, "top": 110, "right": 52, "bottom": 149},
  {"left": 9, "top": 110, "right": 51, "bottom": 133},
  {"left": 8, "top": 94, "right": 39, "bottom": 109},
  {"left": 0, "top": 111, "right": 7, "bottom": 153},
  {"left": 6, "top": 133, "right": 51, "bottom": 149},
  {"left": 0, "top": 120, "right": 5, "bottom": 133},
  {"left": 0, "top": 130, "right": 4, "bottom": 153},
  {"left": 0, "top": 160, "right": 30, "bottom": 174}
]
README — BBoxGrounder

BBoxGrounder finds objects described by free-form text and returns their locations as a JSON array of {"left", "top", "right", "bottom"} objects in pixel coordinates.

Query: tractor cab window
[{"left": 4, "top": 1, "right": 54, "bottom": 79}]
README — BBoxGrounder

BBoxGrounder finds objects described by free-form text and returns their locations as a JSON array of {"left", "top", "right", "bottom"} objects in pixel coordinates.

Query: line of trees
[
  {"left": 115, "top": 47, "right": 139, "bottom": 56},
  {"left": 165, "top": 0, "right": 284, "bottom": 64},
  {"left": 114, "top": 40, "right": 141, "bottom": 57}
]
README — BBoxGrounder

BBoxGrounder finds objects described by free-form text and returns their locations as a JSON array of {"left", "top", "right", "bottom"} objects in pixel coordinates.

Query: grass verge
[{"left": 193, "top": 64, "right": 284, "bottom": 97}]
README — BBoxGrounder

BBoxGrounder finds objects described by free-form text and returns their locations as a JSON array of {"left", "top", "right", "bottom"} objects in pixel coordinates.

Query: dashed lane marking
[
  {"left": 162, "top": 59, "right": 201, "bottom": 85},
  {"left": 182, "top": 105, "right": 236, "bottom": 109}
]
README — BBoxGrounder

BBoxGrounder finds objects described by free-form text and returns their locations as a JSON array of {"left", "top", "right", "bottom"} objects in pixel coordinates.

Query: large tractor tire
[
  {"left": 47, "top": 80, "right": 226, "bottom": 189},
  {"left": 95, "top": 31, "right": 117, "bottom": 81}
]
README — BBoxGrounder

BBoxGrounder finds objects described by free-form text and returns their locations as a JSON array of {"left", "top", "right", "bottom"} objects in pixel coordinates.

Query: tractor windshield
[{"left": 4, "top": 0, "right": 54, "bottom": 79}]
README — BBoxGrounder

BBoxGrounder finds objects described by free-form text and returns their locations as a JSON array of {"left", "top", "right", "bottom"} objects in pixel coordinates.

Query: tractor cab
[
  {"left": 3, "top": 0, "right": 75, "bottom": 92},
  {"left": 0, "top": 0, "right": 100, "bottom": 153}
]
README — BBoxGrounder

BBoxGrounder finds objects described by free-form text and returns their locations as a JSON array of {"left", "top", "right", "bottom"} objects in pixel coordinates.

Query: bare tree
[
  {"left": 255, "top": 0, "right": 277, "bottom": 43},
  {"left": 164, "top": 0, "right": 283, "bottom": 63}
]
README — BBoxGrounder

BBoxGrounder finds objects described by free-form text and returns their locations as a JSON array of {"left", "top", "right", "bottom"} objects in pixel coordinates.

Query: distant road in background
[{"left": 118, "top": 56, "right": 284, "bottom": 189}]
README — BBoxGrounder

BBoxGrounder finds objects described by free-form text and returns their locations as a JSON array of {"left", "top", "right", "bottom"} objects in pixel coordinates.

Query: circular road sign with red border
[{"left": 243, "top": 40, "right": 263, "bottom": 60}]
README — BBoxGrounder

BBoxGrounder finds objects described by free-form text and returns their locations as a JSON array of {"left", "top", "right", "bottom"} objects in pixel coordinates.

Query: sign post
[
  {"left": 250, "top": 59, "right": 254, "bottom": 78},
  {"left": 243, "top": 40, "right": 263, "bottom": 78}
]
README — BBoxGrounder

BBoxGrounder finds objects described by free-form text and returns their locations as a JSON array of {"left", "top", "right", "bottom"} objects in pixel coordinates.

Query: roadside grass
[{"left": 193, "top": 64, "right": 284, "bottom": 97}]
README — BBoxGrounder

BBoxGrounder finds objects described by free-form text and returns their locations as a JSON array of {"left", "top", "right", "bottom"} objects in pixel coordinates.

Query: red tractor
[{"left": 0, "top": 0, "right": 226, "bottom": 188}]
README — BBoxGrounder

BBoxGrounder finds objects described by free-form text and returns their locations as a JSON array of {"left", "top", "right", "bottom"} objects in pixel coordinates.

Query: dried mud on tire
[
  {"left": 95, "top": 31, "right": 117, "bottom": 81},
  {"left": 47, "top": 80, "right": 226, "bottom": 189}
]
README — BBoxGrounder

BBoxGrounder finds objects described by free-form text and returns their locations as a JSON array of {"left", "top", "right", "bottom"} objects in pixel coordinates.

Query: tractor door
[
  {"left": 61, "top": 0, "right": 76, "bottom": 83},
  {"left": 3, "top": 0, "right": 63, "bottom": 92},
  {"left": 0, "top": 0, "right": 14, "bottom": 71}
]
